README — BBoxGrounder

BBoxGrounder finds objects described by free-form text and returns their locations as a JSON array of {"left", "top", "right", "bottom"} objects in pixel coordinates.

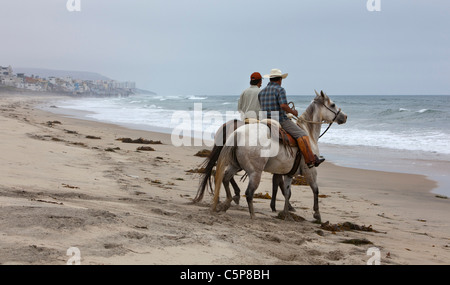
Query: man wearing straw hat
[{"left": 258, "top": 68, "right": 324, "bottom": 168}]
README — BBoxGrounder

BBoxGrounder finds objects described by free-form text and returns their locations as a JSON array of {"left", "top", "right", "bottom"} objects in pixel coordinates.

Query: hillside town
[{"left": 0, "top": 65, "right": 136, "bottom": 96}]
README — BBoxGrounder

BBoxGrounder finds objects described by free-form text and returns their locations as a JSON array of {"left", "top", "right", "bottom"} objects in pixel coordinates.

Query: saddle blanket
[{"left": 244, "top": 118, "right": 297, "bottom": 147}]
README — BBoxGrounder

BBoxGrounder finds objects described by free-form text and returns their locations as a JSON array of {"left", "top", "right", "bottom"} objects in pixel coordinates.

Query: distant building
[
  {"left": 24, "top": 83, "right": 42, "bottom": 91},
  {"left": 0, "top": 65, "right": 13, "bottom": 78},
  {"left": 1, "top": 64, "right": 136, "bottom": 96},
  {"left": 48, "top": 77, "right": 57, "bottom": 85},
  {"left": 1, "top": 77, "right": 16, "bottom": 87},
  {"left": 24, "top": 76, "right": 39, "bottom": 84},
  {"left": 0, "top": 65, "right": 15, "bottom": 86}
]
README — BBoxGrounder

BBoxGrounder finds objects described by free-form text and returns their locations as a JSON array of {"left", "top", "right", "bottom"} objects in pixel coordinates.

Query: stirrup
[{"left": 307, "top": 155, "right": 325, "bottom": 168}]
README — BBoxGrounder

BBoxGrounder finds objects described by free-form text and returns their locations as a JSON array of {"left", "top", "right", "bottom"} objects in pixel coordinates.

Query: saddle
[
  {"left": 244, "top": 118, "right": 297, "bottom": 147},
  {"left": 244, "top": 118, "right": 301, "bottom": 177}
]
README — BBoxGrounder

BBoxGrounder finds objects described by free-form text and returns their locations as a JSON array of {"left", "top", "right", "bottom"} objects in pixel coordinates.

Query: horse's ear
[
  {"left": 314, "top": 89, "right": 320, "bottom": 97},
  {"left": 320, "top": 90, "right": 325, "bottom": 97}
]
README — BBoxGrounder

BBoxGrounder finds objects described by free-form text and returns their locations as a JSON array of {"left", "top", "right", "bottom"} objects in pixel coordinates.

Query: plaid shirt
[{"left": 258, "top": 82, "right": 289, "bottom": 122}]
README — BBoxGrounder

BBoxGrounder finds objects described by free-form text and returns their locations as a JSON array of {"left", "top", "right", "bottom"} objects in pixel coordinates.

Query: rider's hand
[{"left": 292, "top": 110, "right": 298, "bottom": 117}]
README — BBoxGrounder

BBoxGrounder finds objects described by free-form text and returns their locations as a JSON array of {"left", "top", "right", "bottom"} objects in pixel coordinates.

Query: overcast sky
[{"left": 2, "top": 0, "right": 449, "bottom": 95}]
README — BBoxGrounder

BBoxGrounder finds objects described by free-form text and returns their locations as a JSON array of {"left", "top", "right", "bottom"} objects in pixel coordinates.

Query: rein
[{"left": 289, "top": 100, "right": 341, "bottom": 139}]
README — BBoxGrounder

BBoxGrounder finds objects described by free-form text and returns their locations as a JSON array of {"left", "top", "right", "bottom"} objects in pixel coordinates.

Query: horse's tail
[
  {"left": 194, "top": 119, "right": 242, "bottom": 203},
  {"left": 211, "top": 144, "right": 236, "bottom": 212},
  {"left": 193, "top": 143, "right": 223, "bottom": 203}
]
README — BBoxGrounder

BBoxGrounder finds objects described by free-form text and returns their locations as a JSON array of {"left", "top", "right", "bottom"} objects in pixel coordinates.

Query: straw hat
[{"left": 263, "top": 68, "right": 288, "bottom": 79}]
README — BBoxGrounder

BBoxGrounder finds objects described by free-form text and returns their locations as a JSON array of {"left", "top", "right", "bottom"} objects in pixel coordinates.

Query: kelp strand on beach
[
  {"left": 340, "top": 238, "right": 373, "bottom": 246},
  {"left": 253, "top": 192, "right": 272, "bottom": 199},
  {"left": 194, "top": 149, "right": 211, "bottom": 157},
  {"left": 275, "top": 211, "right": 306, "bottom": 222},
  {"left": 320, "top": 221, "right": 381, "bottom": 233},
  {"left": 185, "top": 167, "right": 206, "bottom": 174},
  {"left": 137, "top": 146, "right": 155, "bottom": 151},
  {"left": 117, "top": 137, "right": 162, "bottom": 144},
  {"left": 86, "top": 135, "right": 101, "bottom": 139},
  {"left": 291, "top": 175, "right": 308, "bottom": 186}
]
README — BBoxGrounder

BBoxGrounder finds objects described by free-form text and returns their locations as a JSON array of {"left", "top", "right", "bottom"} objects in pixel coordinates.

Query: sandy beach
[{"left": 0, "top": 93, "right": 449, "bottom": 265}]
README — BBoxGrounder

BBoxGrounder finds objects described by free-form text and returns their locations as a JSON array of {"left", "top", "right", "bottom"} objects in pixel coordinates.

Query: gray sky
[{"left": 2, "top": 0, "right": 449, "bottom": 95}]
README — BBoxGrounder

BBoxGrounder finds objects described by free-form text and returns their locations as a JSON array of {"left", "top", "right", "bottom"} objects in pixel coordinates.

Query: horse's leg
[
  {"left": 282, "top": 176, "right": 292, "bottom": 219},
  {"left": 304, "top": 167, "right": 321, "bottom": 222},
  {"left": 270, "top": 174, "right": 282, "bottom": 212},
  {"left": 310, "top": 181, "right": 321, "bottom": 222},
  {"left": 230, "top": 177, "right": 241, "bottom": 205},
  {"left": 282, "top": 176, "right": 296, "bottom": 212},
  {"left": 245, "top": 172, "right": 262, "bottom": 219},
  {"left": 216, "top": 166, "right": 239, "bottom": 212},
  {"left": 270, "top": 174, "right": 295, "bottom": 212}
]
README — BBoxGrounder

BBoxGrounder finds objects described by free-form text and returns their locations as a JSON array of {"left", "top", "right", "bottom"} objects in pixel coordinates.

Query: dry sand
[{"left": 0, "top": 93, "right": 449, "bottom": 265}]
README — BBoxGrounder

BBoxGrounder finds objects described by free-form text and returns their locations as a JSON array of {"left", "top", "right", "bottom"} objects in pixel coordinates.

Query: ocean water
[{"left": 52, "top": 94, "right": 450, "bottom": 196}]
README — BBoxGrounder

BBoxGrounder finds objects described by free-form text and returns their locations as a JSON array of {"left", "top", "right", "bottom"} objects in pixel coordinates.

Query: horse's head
[{"left": 314, "top": 90, "right": 347, "bottom": 125}]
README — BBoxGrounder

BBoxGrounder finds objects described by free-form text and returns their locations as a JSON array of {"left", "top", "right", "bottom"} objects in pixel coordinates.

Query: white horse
[{"left": 211, "top": 90, "right": 347, "bottom": 221}]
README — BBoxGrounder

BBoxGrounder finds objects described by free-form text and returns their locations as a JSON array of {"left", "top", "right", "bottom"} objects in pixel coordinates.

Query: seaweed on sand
[
  {"left": 117, "top": 137, "right": 162, "bottom": 144},
  {"left": 321, "top": 221, "right": 381, "bottom": 233}
]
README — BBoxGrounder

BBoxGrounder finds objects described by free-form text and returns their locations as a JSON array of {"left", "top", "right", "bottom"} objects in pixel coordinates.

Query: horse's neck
[{"left": 298, "top": 108, "right": 322, "bottom": 153}]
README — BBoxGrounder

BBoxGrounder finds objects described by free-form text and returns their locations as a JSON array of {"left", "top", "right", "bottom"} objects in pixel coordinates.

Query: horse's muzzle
[{"left": 336, "top": 112, "right": 347, "bottom": 125}]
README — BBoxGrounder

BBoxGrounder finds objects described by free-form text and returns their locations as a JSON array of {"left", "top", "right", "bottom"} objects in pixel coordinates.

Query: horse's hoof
[
  {"left": 277, "top": 211, "right": 294, "bottom": 221},
  {"left": 232, "top": 195, "right": 240, "bottom": 205},
  {"left": 283, "top": 212, "right": 294, "bottom": 221},
  {"left": 215, "top": 201, "right": 231, "bottom": 212},
  {"left": 288, "top": 204, "right": 296, "bottom": 212},
  {"left": 313, "top": 212, "right": 321, "bottom": 223}
]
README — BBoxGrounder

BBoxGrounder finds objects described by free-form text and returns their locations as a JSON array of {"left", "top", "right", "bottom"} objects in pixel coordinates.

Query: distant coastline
[{"left": 0, "top": 65, "right": 155, "bottom": 97}]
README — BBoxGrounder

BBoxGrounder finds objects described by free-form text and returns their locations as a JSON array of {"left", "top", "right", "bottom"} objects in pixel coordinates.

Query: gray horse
[
  {"left": 193, "top": 118, "right": 294, "bottom": 211},
  {"left": 211, "top": 91, "right": 347, "bottom": 221}
]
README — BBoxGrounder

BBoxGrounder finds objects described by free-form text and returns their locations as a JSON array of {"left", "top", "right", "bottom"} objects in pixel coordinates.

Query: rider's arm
[
  {"left": 237, "top": 93, "right": 243, "bottom": 112},
  {"left": 278, "top": 87, "right": 298, "bottom": 117},
  {"left": 280, "top": 104, "right": 298, "bottom": 117}
]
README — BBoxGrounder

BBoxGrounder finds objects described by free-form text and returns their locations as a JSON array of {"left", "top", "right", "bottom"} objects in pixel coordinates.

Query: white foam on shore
[
  {"left": 56, "top": 97, "right": 450, "bottom": 155},
  {"left": 319, "top": 127, "right": 450, "bottom": 155},
  {"left": 320, "top": 143, "right": 450, "bottom": 197}
]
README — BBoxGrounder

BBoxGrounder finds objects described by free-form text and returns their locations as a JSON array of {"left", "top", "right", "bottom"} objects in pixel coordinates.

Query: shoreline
[
  {"left": 0, "top": 92, "right": 449, "bottom": 265},
  {"left": 41, "top": 94, "right": 450, "bottom": 197}
]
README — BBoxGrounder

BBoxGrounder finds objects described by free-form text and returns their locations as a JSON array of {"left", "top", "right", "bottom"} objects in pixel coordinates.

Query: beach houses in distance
[{"left": 0, "top": 65, "right": 136, "bottom": 96}]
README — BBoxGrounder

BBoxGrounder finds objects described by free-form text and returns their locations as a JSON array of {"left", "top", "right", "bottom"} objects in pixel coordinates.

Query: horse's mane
[{"left": 298, "top": 95, "right": 329, "bottom": 143}]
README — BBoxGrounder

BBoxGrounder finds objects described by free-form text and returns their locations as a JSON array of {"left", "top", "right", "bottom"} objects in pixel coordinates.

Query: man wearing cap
[
  {"left": 258, "top": 68, "right": 324, "bottom": 168},
  {"left": 237, "top": 72, "right": 262, "bottom": 120}
]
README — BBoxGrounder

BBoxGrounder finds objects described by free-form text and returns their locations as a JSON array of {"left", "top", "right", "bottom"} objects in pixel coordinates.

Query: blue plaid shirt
[{"left": 258, "top": 82, "right": 289, "bottom": 122}]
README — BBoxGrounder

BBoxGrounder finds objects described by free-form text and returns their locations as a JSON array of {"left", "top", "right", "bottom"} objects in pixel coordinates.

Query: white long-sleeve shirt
[{"left": 237, "top": 85, "right": 261, "bottom": 120}]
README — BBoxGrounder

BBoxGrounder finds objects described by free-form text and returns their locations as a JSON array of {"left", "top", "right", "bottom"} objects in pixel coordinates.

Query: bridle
[
  {"left": 289, "top": 100, "right": 341, "bottom": 139},
  {"left": 313, "top": 99, "right": 341, "bottom": 138}
]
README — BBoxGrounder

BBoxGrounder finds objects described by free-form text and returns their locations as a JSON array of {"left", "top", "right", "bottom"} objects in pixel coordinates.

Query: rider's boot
[{"left": 296, "top": 136, "right": 325, "bottom": 168}]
